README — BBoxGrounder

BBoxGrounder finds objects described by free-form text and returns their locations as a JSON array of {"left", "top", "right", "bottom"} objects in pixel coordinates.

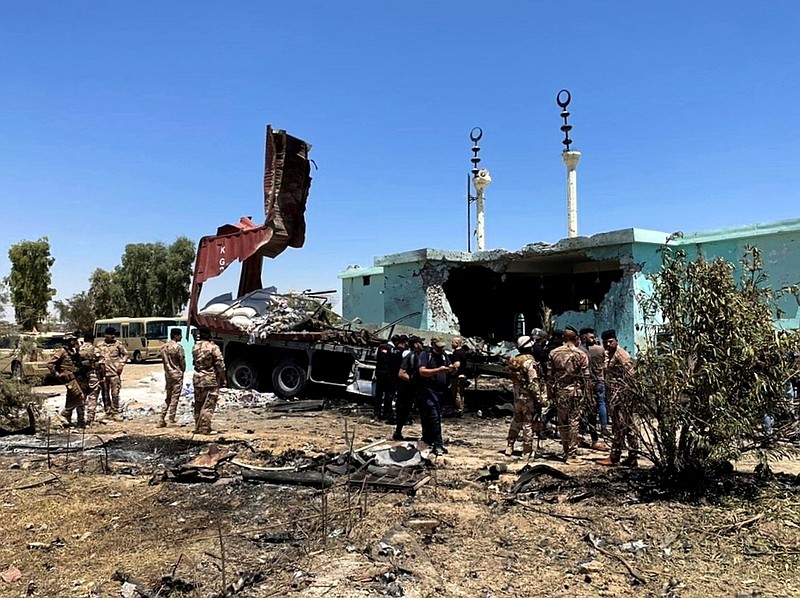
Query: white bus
[{"left": 93, "top": 317, "right": 188, "bottom": 363}]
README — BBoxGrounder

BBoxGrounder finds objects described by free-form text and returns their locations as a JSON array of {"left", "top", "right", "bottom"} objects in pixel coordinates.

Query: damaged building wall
[
  {"left": 420, "top": 262, "right": 460, "bottom": 333},
  {"left": 340, "top": 219, "right": 800, "bottom": 350},
  {"left": 338, "top": 266, "right": 385, "bottom": 324},
  {"left": 379, "top": 260, "right": 427, "bottom": 329}
]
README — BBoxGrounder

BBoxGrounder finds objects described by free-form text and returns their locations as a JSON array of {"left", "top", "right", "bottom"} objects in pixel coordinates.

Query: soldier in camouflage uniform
[
  {"left": 47, "top": 334, "right": 86, "bottom": 427},
  {"left": 158, "top": 328, "right": 186, "bottom": 427},
  {"left": 597, "top": 330, "right": 639, "bottom": 467},
  {"left": 547, "top": 328, "right": 591, "bottom": 462},
  {"left": 505, "top": 335, "right": 545, "bottom": 459},
  {"left": 96, "top": 326, "right": 128, "bottom": 421},
  {"left": 79, "top": 333, "right": 102, "bottom": 424},
  {"left": 192, "top": 328, "right": 226, "bottom": 434}
]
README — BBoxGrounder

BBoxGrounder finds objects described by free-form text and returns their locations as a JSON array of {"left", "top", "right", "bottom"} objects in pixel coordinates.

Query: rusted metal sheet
[
  {"left": 193, "top": 217, "right": 273, "bottom": 286},
  {"left": 264, "top": 125, "right": 312, "bottom": 251},
  {"left": 188, "top": 127, "right": 313, "bottom": 327}
]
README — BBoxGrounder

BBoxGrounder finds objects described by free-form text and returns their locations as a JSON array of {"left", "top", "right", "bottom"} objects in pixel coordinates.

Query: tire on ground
[
  {"left": 228, "top": 359, "right": 260, "bottom": 390},
  {"left": 272, "top": 360, "right": 306, "bottom": 398}
]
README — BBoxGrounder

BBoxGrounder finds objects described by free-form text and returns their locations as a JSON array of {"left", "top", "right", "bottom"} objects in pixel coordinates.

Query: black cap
[
  {"left": 601, "top": 329, "right": 617, "bottom": 341},
  {"left": 104, "top": 326, "right": 117, "bottom": 335},
  {"left": 551, "top": 329, "right": 564, "bottom": 338},
  {"left": 565, "top": 325, "right": 579, "bottom": 335},
  {"left": 579, "top": 327, "right": 594, "bottom": 336},
  {"left": 198, "top": 328, "right": 212, "bottom": 339}
]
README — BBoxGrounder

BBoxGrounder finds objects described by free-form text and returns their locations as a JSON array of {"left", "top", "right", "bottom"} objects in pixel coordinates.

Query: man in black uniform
[
  {"left": 417, "top": 337, "right": 456, "bottom": 455},
  {"left": 394, "top": 336, "right": 422, "bottom": 441},
  {"left": 373, "top": 336, "right": 399, "bottom": 421}
]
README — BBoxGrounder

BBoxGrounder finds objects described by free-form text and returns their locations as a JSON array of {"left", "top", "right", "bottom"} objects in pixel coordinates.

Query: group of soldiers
[
  {"left": 46, "top": 327, "right": 127, "bottom": 427},
  {"left": 48, "top": 321, "right": 634, "bottom": 463},
  {"left": 507, "top": 325, "right": 637, "bottom": 465},
  {"left": 47, "top": 326, "right": 226, "bottom": 435},
  {"left": 153, "top": 326, "right": 226, "bottom": 434}
]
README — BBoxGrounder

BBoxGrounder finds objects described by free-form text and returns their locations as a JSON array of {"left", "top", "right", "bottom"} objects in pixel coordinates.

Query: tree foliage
[
  {"left": 54, "top": 292, "right": 96, "bottom": 333},
  {"left": 630, "top": 239, "right": 797, "bottom": 485},
  {"left": 88, "top": 268, "right": 122, "bottom": 319},
  {"left": 112, "top": 238, "right": 196, "bottom": 316},
  {"left": 4, "top": 238, "right": 56, "bottom": 330},
  {"left": 0, "top": 280, "right": 8, "bottom": 319}
]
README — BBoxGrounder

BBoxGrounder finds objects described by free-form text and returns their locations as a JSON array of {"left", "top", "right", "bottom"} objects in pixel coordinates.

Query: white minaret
[
  {"left": 557, "top": 89, "right": 580, "bottom": 238},
  {"left": 562, "top": 150, "right": 580, "bottom": 238},
  {"left": 468, "top": 127, "right": 491, "bottom": 252},
  {"left": 473, "top": 168, "right": 491, "bottom": 251}
]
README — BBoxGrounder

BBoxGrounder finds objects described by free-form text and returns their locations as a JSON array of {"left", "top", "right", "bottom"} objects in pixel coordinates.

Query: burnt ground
[{"left": 1, "top": 365, "right": 800, "bottom": 598}]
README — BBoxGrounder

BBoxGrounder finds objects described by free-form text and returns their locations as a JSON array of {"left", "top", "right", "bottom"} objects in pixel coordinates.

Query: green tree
[
  {"left": 54, "top": 292, "right": 96, "bottom": 333},
  {"left": 114, "top": 237, "right": 196, "bottom": 316},
  {"left": 630, "top": 239, "right": 796, "bottom": 487},
  {"left": 4, "top": 238, "right": 56, "bottom": 330},
  {"left": 88, "top": 268, "right": 123, "bottom": 318},
  {"left": 0, "top": 280, "right": 8, "bottom": 319}
]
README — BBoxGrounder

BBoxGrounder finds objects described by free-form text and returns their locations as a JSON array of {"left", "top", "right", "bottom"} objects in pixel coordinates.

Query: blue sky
[{"left": 2, "top": 1, "right": 799, "bottom": 316}]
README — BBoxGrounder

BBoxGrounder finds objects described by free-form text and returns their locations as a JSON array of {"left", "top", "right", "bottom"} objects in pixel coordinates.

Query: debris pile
[
  {"left": 197, "top": 288, "right": 330, "bottom": 335},
  {"left": 156, "top": 440, "right": 432, "bottom": 495}
]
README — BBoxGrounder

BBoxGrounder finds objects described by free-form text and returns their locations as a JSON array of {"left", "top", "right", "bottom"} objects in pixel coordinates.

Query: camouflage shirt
[
  {"left": 192, "top": 339, "right": 225, "bottom": 388},
  {"left": 160, "top": 340, "right": 186, "bottom": 379},
  {"left": 605, "top": 346, "right": 634, "bottom": 384},
  {"left": 79, "top": 341, "right": 99, "bottom": 370},
  {"left": 508, "top": 354, "right": 542, "bottom": 401},
  {"left": 47, "top": 346, "right": 80, "bottom": 380},
  {"left": 548, "top": 344, "right": 591, "bottom": 392},
  {"left": 97, "top": 339, "right": 128, "bottom": 377}
]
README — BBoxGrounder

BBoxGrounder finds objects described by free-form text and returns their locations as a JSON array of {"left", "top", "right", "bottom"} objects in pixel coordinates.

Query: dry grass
[{"left": 1, "top": 385, "right": 800, "bottom": 597}]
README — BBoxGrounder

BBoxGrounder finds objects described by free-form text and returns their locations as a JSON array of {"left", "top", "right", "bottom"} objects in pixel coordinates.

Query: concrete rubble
[{"left": 197, "top": 287, "right": 331, "bottom": 336}]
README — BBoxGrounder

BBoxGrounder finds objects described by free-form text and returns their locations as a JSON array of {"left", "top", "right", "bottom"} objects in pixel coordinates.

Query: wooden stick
[
  {"left": 708, "top": 512, "right": 763, "bottom": 533},
  {"left": 584, "top": 534, "right": 648, "bottom": 585},
  {"left": 513, "top": 499, "right": 594, "bottom": 523},
  {"left": 0, "top": 473, "right": 60, "bottom": 493}
]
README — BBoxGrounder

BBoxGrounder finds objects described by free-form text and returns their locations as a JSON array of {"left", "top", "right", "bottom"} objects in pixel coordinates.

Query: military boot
[
  {"left": 504, "top": 442, "right": 515, "bottom": 457},
  {"left": 521, "top": 444, "right": 533, "bottom": 460},
  {"left": 157, "top": 414, "right": 167, "bottom": 428}
]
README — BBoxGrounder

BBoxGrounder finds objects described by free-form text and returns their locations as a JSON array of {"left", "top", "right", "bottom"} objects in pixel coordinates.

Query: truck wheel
[
  {"left": 228, "top": 359, "right": 259, "bottom": 390},
  {"left": 272, "top": 360, "right": 306, "bottom": 398},
  {"left": 131, "top": 350, "right": 143, "bottom": 364},
  {"left": 11, "top": 361, "right": 22, "bottom": 380}
]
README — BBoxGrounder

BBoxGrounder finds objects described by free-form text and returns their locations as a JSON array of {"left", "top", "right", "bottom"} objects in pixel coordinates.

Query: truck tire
[
  {"left": 272, "top": 360, "right": 306, "bottom": 398},
  {"left": 228, "top": 359, "right": 259, "bottom": 390}
]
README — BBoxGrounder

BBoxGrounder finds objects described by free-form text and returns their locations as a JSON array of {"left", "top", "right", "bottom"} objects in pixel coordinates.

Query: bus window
[
  {"left": 128, "top": 322, "right": 144, "bottom": 338},
  {"left": 96, "top": 323, "right": 121, "bottom": 337},
  {"left": 146, "top": 321, "right": 168, "bottom": 340}
]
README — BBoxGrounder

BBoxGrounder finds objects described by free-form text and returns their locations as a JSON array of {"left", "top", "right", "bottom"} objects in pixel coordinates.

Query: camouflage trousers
[
  {"left": 161, "top": 374, "right": 183, "bottom": 422},
  {"left": 609, "top": 394, "right": 639, "bottom": 462},
  {"left": 60, "top": 378, "right": 86, "bottom": 425},
  {"left": 507, "top": 393, "right": 542, "bottom": 451},
  {"left": 83, "top": 372, "right": 102, "bottom": 423},
  {"left": 194, "top": 386, "right": 218, "bottom": 434},
  {"left": 556, "top": 389, "right": 582, "bottom": 456},
  {"left": 103, "top": 375, "right": 122, "bottom": 414},
  {"left": 450, "top": 375, "right": 467, "bottom": 414}
]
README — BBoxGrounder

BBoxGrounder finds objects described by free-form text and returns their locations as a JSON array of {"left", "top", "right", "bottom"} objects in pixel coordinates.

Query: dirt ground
[{"left": 1, "top": 364, "right": 800, "bottom": 598}]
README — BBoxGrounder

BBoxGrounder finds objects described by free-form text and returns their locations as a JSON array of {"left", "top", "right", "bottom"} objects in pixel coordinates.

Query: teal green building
[{"left": 339, "top": 219, "right": 800, "bottom": 354}]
